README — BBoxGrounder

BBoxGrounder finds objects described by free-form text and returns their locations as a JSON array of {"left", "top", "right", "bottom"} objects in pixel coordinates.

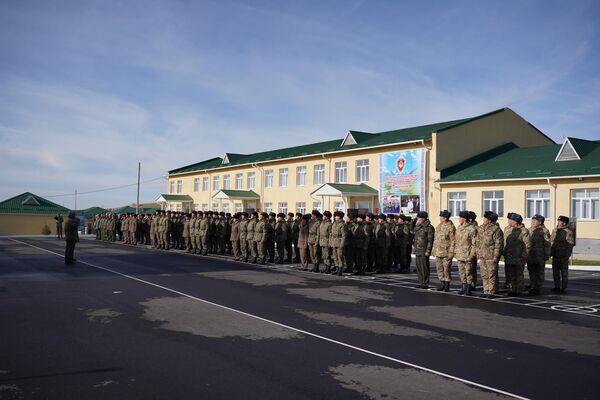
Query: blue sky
[{"left": 1, "top": 0, "right": 599, "bottom": 209}]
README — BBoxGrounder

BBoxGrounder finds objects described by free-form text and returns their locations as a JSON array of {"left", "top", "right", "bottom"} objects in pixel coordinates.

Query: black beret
[
  {"left": 491, "top": 212, "right": 499, "bottom": 222},
  {"left": 416, "top": 211, "right": 428, "bottom": 219},
  {"left": 439, "top": 210, "right": 451, "bottom": 219},
  {"left": 558, "top": 215, "right": 569, "bottom": 224}
]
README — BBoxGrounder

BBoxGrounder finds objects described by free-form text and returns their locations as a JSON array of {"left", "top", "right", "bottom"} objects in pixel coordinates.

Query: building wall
[
  {"left": 439, "top": 178, "right": 600, "bottom": 243},
  {"left": 167, "top": 142, "right": 429, "bottom": 214},
  {"left": 434, "top": 108, "right": 555, "bottom": 171},
  {"left": 0, "top": 214, "right": 61, "bottom": 236}
]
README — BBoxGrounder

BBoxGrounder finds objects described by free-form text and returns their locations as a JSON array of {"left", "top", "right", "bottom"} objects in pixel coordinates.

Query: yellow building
[
  {"left": 0, "top": 192, "right": 71, "bottom": 236},
  {"left": 164, "top": 107, "right": 600, "bottom": 253}
]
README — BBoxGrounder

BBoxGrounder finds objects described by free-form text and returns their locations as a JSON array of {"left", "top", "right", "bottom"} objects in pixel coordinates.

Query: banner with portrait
[{"left": 379, "top": 149, "right": 426, "bottom": 214}]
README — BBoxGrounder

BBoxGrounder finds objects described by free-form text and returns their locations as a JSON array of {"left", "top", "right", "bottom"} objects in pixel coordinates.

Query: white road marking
[{"left": 9, "top": 238, "right": 529, "bottom": 400}]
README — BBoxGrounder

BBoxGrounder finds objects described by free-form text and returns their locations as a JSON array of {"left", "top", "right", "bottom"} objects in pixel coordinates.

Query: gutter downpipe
[
  {"left": 252, "top": 163, "right": 263, "bottom": 210},
  {"left": 322, "top": 154, "right": 332, "bottom": 211}
]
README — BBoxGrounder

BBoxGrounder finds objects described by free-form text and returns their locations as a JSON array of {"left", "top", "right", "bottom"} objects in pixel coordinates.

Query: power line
[{"left": 42, "top": 175, "right": 167, "bottom": 198}]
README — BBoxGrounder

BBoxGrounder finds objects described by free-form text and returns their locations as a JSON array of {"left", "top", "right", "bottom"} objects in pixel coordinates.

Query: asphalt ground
[{"left": 1, "top": 237, "right": 600, "bottom": 400}]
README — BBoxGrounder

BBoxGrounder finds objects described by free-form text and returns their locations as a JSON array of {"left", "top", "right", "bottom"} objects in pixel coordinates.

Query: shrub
[{"left": 41, "top": 224, "right": 51, "bottom": 235}]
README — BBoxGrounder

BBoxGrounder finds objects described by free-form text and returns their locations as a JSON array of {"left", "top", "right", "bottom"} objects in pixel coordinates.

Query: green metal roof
[
  {"left": 79, "top": 206, "right": 108, "bottom": 218},
  {"left": 439, "top": 139, "right": 600, "bottom": 183},
  {"left": 112, "top": 206, "right": 160, "bottom": 215},
  {"left": 327, "top": 183, "right": 379, "bottom": 194},
  {"left": 167, "top": 113, "right": 491, "bottom": 175},
  {"left": 217, "top": 190, "right": 260, "bottom": 198},
  {"left": 0, "top": 192, "right": 71, "bottom": 215},
  {"left": 158, "top": 194, "right": 193, "bottom": 201}
]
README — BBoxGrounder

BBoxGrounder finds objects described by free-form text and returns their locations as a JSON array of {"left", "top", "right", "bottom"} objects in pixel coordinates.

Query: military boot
[
  {"left": 458, "top": 284, "right": 467, "bottom": 295},
  {"left": 444, "top": 282, "right": 450, "bottom": 292},
  {"left": 465, "top": 285, "right": 472, "bottom": 296},
  {"left": 436, "top": 282, "right": 446, "bottom": 291}
]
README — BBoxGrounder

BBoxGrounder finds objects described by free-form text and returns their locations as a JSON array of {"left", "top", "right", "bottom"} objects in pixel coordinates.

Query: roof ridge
[{"left": 440, "top": 142, "right": 519, "bottom": 178}]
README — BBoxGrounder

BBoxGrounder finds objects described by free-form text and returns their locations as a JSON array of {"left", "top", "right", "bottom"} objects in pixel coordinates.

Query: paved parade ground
[{"left": 1, "top": 237, "right": 600, "bottom": 400}]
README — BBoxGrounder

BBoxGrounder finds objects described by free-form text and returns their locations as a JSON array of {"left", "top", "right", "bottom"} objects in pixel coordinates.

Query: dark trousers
[
  {"left": 415, "top": 255, "right": 430, "bottom": 285},
  {"left": 65, "top": 240, "right": 76, "bottom": 263}
]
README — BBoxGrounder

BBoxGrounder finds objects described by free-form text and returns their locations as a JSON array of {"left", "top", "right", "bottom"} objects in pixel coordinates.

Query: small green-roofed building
[{"left": 0, "top": 192, "right": 71, "bottom": 236}]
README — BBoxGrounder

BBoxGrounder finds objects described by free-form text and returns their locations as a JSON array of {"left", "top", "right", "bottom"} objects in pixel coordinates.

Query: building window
[
  {"left": 279, "top": 168, "right": 288, "bottom": 187},
  {"left": 202, "top": 204, "right": 208, "bottom": 211},
  {"left": 526, "top": 189, "right": 550, "bottom": 219},
  {"left": 448, "top": 192, "right": 467, "bottom": 217},
  {"left": 314, "top": 164, "right": 325, "bottom": 185},
  {"left": 202, "top": 177, "right": 209, "bottom": 192},
  {"left": 313, "top": 201, "right": 322, "bottom": 212},
  {"left": 223, "top": 175, "right": 231, "bottom": 190},
  {"left": 176, "top": 180, "right": 182, "bottom": 193},
  {"left": 334, "top": 201, "right": 345, "bottom": 212},
  {"left": 247, "top": 172, "right": 255, "bottom": 189},
  {"left": 483, "top": 191, "right": 504, "bottom": 217},
  {"left": 193, "top": 203, "right": 199, "bottom": 211},
  {"left": 212, "top": 203, "right": 219, "bottom": 212},
  {"left": 265, "top": 170, "right": 274, "bottom": 188},
  {"left": 169, "top": 181, "right": 175, "bottom": 193},
  {"left": 571, "top": 188, "right": 599, "bottom": 220},
  {"left": 193, "top": 178, "right": 200, "bottom": 192},
  {"left": 223, "top": 204, "right": 230, "bottom": 214},
  {"left": 296, "top": 202, "right": 306, "bottom": 214},
  {"left": 176, "top": 204, "right": 182, "bottom": 212},
  {"left": 235, "top": 173, "right": 243, "bottom": 190},
  {"left": 335, "top": 162, "right": 347, "bottom": 183},
  {"left": 355, "top": 159, "right": 369, "bottom": 182},
  {"left": 235, "top": 203, "right": 242, "bottom": 213},
  {"left": 213, "top": 176, "right": 220, "bottom": 191},
  {"left": 279, "top": 202, "right": 288, "bottom": 214},
  {"left": 264, "top": 202, "right": 273, "bottom": 213},
  {"left": 296, "top": 166, "right": 307, "bottom": 186}
]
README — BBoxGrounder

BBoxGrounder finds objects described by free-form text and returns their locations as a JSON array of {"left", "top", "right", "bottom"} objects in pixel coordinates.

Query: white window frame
[
  {"left": 335, "top": 162, "right": 347, "bottom": 183},
  {"left": 483, "top": 191, "right": 504, "bottom": 217},
  {"left": 296, "top": 202, "right": 306, "bottom": 214},
  {"left": 313, "top": 201, "right": 322, "bottom": 212},
  {"left": 247, "top": 172, "right": 255, "bottom": 189},
  {"left": 235, "top": 203, "right": 243, "bottom": 213},
  {"left": 223, "top": 175, "right": 231, "bottom": 190},
  {"left": 193, "top": 177, "right": 200, "bottom": 192},
  {"left": 223, "top": 204, "right": 230, "bottom": 214},
  {"left": 334, "top": 201, "right": 345, "bottom": 212},
  {"left": 314, "top": 164, "right": 325, "bottom": 185},
  {"left": 296, "top": 166, "right": 307, "bottom": 186},
  {"left": 212, "top": 203, "right": 219, "bottom": 212},
  {"left": 213, "top": 176, "right": 220, "bottom": 191},
  {"left": 448, "top": 192, "right": 467, "bottom": 217},
  {"left": 264, "top": 202, "right": 273, "bottom": 213},
  {"left": 571, "top": 188, "right": 599, "bottom": 220},
  {"left": 265, "top": 170, "right": 274, "bottom": 188},
  {"left": 176, "top": 180, "right": 182, "bottom": 194},
  {"left": 202, "top": 204, "right": 209, "bottom": 211},
  {"left": 279, "top": 202, "right": 288, "bottom": 214},
  {"left": 169, "top": 181, "right": 175, "bottom": 194},
  {"left": 526, "top": 189, "right": 551, "bottom": 219},
  {"left": 202, "top": 177, "right": 209, "bottom": 192},
  {"left": 235, "top": 173, "right": 243, "bottom": 190},
  {"left": 355, "top": 159, "right": 369, "bottom": 183},
  {"left": 279, "top": 168, "right": 288, "bottom": 187}
]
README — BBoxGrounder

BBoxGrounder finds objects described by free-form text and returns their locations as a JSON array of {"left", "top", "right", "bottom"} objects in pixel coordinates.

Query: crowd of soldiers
[{"left": 93, "top": 208, "right": 575, "bottom": 298}]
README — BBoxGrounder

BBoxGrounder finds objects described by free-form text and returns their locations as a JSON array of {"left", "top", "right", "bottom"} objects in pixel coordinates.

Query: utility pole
[{"left": 136, "top": 162, "right": 141, "bottom": 214}]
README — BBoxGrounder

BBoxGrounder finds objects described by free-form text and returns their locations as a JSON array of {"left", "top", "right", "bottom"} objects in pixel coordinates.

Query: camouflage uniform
[
  {"left": 455, "top": 222, "right": 477, "bottom": 288},
  {"left": 254, "top": 218, "right": 268, "bottom": 264},
  {"left": 503, "top": 224, "right": 530, "bottom": 295},
  {"left": 318, "top": 219, "right": 332, "bottom": 273},
  {"left": 308, "top": 218, "right": 320, "bottom": 271},
  {"left": 239, "top": 217, "right": 249, "bottom": 261},
  {"left": 468, "top": 220, "right": 479, "bottom": 289},
  {"left": 199, "top": 215, "right": 210, "bottom": 255},
  {"left": 330, "top": 219, "right": 347, "bottom": 275},
  {"left": 352, "top": 221, "right": 369, "bottom": 274},
  {"left": 247, "top": 217, "right": 257, "bottom": 262},
  {"left": 365, "top": 219, "right": 376, "bottom": 271},
  {"left": 476, "top": 222, "right": 503, "bottom": 295},
  {"left": 412, "top": 220, "right": 434, "bottom": 286},
  {"left": 527, "top": 225, "right": 551, "bottom": 293},
  {"left": 374, "top": 220, "right": 392, "bottom": 273},
  {"left": 274, "top": 219, "right": 288, "bottom": 263},
  {"left": 345, "top": 220, "right": 355, "bottom": 271},
  {"left": 432, "top": 220, "right": 456, "bottom": 285},
  {"left": 550, "top": 225, "right": 574, "bottom": 291}
]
